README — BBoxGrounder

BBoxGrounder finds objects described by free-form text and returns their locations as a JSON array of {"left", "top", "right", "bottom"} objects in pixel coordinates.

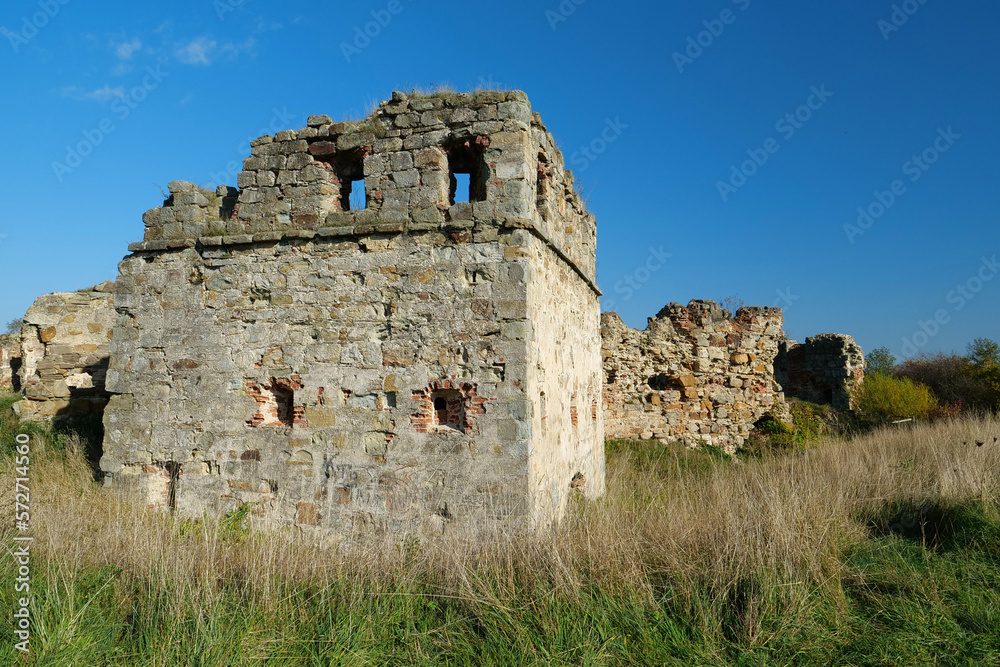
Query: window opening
[
  {"left": 348, "top": 179, "right": 367, "bottom": 211},
  {"left": 446, "top": 139, "right": 487, "bottom": 205}
]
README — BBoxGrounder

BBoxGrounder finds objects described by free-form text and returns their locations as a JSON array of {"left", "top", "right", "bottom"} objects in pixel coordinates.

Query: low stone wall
[
  {"left": 0, "top": 333, "right": 20, "bottom": 391},
  {"left": 14, "top": 284, "right": 116, "bottom": 421},
  {"left": 602, "top": 301, "right": 787, "bottom": 451},
  {"left": 774, "top": 334, "right": 864, "bottom": 411}
]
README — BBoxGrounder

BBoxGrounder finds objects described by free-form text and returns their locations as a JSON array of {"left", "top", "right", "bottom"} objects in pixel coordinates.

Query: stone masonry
[
  {"left": 100, "top": 91, "right": 605, "bottom": 537},
  {"left": 14, "top": 285, "right": 116, "bottom": 421},
  {"left": 0, "top": 333, "right": 20, "bottom": 391},
  {"left": 602, "top": 301, "right": 788, "bottom": 451},
  {"left": 774, "top": 334, "right": 865, "bottom": 411}
]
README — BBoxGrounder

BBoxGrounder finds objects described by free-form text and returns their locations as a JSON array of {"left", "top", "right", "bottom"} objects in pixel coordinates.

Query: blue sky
[{"left": 0, "top": 0, "right": 997, "bottom": 361}]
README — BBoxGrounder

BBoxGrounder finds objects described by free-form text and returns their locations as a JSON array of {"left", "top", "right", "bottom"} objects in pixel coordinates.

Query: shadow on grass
[{"left": 866, "top": 499, "right": 1000, "bottom": 555}]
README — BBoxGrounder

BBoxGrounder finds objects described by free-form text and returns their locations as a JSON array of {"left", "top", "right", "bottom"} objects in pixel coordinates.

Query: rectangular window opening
[
  {"left": 322, "top": 149, "right": 365, "bottom": 213},
  {"left": 451, "top": 172, "right": 472, "bottom": 204},
  {"left": 431, "top": 390, "right": 464, "bottom": 432},
  {"left": 348, "top": 179, "right": 367, "bottom": 211},
  {"left": 446, "top": 140, "right": 487, "bottom": 206}
]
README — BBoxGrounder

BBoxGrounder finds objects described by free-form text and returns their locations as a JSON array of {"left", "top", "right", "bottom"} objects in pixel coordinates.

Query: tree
[
  {"left": 865, "top": 346, "right": 896, "bottom": 376},
  {"left": 5, "top": 319, "right": 21, "bottom": 335},
  {"left": 967, "top": 338, "right": 1000, "bottom": 409},
  {"left": 967, "top": 338, "right": 1000, "bottom": 371}
]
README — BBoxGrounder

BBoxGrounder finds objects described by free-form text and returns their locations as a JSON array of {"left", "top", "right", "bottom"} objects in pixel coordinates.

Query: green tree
[
  {"left": 865, "top": 346, "right": 897, "bottom": 376},
  {"left": 967, "top": 338, "right": 1000, "bottom": 409},
  {"left": 5, "top": 319, "right": 21, "bottom": 335}
]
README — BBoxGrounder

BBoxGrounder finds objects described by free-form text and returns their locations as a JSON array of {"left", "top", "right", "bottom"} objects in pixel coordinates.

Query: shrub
[
  {"left": 896, "top": 353, "right": 995, "bottom": 413},
  {"left": 744, "top": 400, "right": 835, "bottom": 455},
  {"left": 851, "top": 373, "right": 937, "bottom": 424}
]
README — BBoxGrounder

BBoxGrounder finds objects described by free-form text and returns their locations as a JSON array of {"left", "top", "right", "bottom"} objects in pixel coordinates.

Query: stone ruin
[
  {"left": 0, "top": 333, "right": 19, "bottom": 391},
  {"left": 775, "top": 334, "right": 865, "bottom": 411},
  {"left": 602, "top": 301, "right": 788, "bottom": 451},
  {"left": 97, "top": 90, "right": 606, "bottom": 536},
  {"left": 13, "top": 285, "right": 115, "bottom": 422},
  {"left": 0, "top": 90, "right": 871, "bottom": 537}
]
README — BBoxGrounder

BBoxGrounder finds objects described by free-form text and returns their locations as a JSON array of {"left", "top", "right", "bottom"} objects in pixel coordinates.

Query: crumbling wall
[
  {"left": 774, "top": 334, "right": 864, "bottom": 411},
  {"left": 101, "top": 90, "right": 604, "bottom": 537},
  {"left": 602, "top": 301, "right": 786, "bottom": 451},
  {"left": 0, "top": 333, "right": 20, "bottom": 391},
  {"left": 14, "top": 284, "right": 116, "bottom": 421}
]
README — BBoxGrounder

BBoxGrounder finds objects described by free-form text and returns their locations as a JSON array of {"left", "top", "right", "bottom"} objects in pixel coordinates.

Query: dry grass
[
  {"left": 6, "top": 417, "right": 998, "bottom": 597},
  {"left": 2, "top": 415, "right": 998, "bottom": 661}
]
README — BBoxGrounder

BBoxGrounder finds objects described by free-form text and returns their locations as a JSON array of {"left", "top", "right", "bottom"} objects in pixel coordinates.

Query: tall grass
[{"left": 1, "top": 410, "right": 998, "bottom": 664}]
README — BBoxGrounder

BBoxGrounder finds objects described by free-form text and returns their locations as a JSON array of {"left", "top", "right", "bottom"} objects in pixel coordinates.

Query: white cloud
[
  {"left": 219, "top": 38, "right": 254, "bottom": 59},
  {"left": 114, "top": 37, "right": 142, "bottom": 60},
  {"left": 175, "top": 37, "right": 216, "bottom": 65},
  {"left": 60, "top": 85, "right": 126, "bottom": 101},
  {"left": 174, "top": 36, "right": 254, "bottom": 66}
]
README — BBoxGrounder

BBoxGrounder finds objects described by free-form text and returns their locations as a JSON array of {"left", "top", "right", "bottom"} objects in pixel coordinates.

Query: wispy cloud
[
  {"left": 174, "top": 36, "right": 254, "bottom": 66},
  {"left": 114, "top": 37, "right": 142, "bottom": 60},
  {"left": 175, "top": 36, "right": 216, "bottom": 65},
  {"left": 220, "top": 38, "right": 254, "bottom": 59},
  {"left": 60, "top": 84, "right": 126, "bottom": 101},
  {"left": 177, "top": 92, "right": 195, "bottom": 106}
]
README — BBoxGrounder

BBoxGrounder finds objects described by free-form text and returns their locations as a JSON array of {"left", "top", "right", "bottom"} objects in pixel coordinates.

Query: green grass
[
  {"left": 0, "top": 398, "right": 998, "bottom": 665},
  {"left": 2, "top": 511, "right": 997, "bottom": 665}
]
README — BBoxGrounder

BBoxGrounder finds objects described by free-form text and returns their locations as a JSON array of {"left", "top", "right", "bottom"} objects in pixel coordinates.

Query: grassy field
[{"left": 0, "top": 397, "right": 998, "bottom": 665}]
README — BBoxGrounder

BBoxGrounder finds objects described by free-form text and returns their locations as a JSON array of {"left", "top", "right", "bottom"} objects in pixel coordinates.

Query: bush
[
  {"left": 744, "top": 400, "right": 836, "bottom": 455},
  {"left": 851, "top": 374, "right": 937, "bottom": 424},
  {"left": 896, "top": 353, "right": 995, "bottom": 413}
]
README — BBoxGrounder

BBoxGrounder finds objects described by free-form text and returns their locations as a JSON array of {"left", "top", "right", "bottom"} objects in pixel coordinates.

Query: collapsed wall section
[
  {"left": 14, "top": 284, "right": 116, "bottom": 421},
  {"left": 0, "top": 333, "right": 20, "bottom": 391},
  {"left": 602, "top": 301, "right": 786, "bottom": 451},
  {"left": 774, "top": 334, "right": 864, "bottom": 411}
]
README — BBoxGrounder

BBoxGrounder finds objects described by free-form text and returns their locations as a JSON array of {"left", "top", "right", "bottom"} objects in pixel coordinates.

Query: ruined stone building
[
  {"left": 602, "top": 301, "right": 788, "bottom": 451},
  {"left": 97, "top": 91, "right": 606, "bottom": 535},
  {"left": 1, "top": 90, "right": 869, "bottom": 537}
]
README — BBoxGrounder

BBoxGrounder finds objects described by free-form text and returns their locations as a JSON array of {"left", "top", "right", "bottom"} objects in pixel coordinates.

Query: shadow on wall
[
  {"left": 54, "top": 357, "right": 109, "bottom": 471},
  {"left": 774, "top": 334, "right": 865, "bottom": 412}
]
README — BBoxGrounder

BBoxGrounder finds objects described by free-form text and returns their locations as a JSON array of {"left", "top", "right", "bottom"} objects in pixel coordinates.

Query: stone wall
[
  {"left": 100, "top": 90, "right": 604, "bottom": 537},
  {"left": 0, "top": 333, "right": 20, "bottom": 391},
  {"left": 774, "top": 334, "right": 864, "bottom": 411},
  {"left": 14, "top": 284, "right": 116, "bottom": 421},
  {"left": 602, "top": 301, "right": 786, "bottom": 451}
]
